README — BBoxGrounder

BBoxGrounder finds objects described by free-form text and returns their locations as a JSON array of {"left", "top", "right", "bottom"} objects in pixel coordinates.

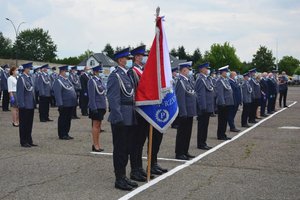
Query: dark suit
[
  {"left": 227, "top": 78, "right": 242, "bottom": 129},
  {"left": 16, "top": 74, "right": 36, "bottom": 145},
  {"left": 80, "top": 73, "right": 90, "bottom": 115},
  {"left": 267, "top": 78, "right": 277, "bottom": 113},
  {"left": 1, "top": 71, "right": 9, "bottom": 111},
  {"left": 38, "top": 72, "right": 52, "bottom": 121},
  {"left": 260, "top": 78, "right": 268, "bottom": 116}
]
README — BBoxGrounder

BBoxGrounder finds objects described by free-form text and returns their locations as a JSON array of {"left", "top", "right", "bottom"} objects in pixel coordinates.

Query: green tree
[
  {"left": 14, "top": 28, "right": 57, "bottom": 61},
  {"left": 53, "top": 56, "right": 81, "bottom": 65},
  {"left": 102, "top": 43, "right": 114, "bottom": 59},
  {"left": 0, "top": 32, "right": 13, "bottom": 59},
  {"left": 78, "top": 49, "right": 94, "bottom": 61},
  {"left": 191, "top": 48, "right": 202, "bottom": 64},
  {"left": 177, "top": 46, "right": 191, "bottom": 60},
  {"left": 204, "top": 42, "right": 242, "bottom": 71},
  {"left": 170, "top": 48, "right": 177, "bottom": 57},
  {"left": 252, "top": 45, "right": 275, "bottom": 72},
  {"left": 278, "top": 56, "right": 300, "bottom": 75},
  {"left": 294, "top": 66, "right": 300, "bottom": 75}
]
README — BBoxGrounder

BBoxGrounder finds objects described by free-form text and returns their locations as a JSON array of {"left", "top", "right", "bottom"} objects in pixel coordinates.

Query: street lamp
[{"left": 5, "top": 18, "right": 26, "bottom": 66}]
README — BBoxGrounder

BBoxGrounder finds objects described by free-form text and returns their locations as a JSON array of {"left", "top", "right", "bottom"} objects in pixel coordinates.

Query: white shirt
[{"left": 7, "top": 76, "right": 18, "bottom": 92}]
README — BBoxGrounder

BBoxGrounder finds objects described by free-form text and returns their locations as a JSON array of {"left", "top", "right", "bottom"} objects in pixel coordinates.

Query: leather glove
[
  {"left": 10, "top": 96, "right": 15, "bottom": 104},
  {"left": 84, "top": 92, "right": 88, "bottom": 96}
]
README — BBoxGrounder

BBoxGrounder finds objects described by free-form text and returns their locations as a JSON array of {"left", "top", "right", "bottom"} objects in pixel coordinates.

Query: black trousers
[
  {"left": 131, "top": 115, "right": 149, "bottom": 171},
  {"left": 260, "top": 95, "right": 267, "bottom": 116},
  {"left": 267, "top": 96, "right": 275, "bottom": 113},
  {"left": 35, "top": 91, "right": 39, "bottom": 104},
  {"left": 80, "top": 93, "right": 89, "bottom": 115},
  {"left": 58, "top": 107, "right": 73, "bottom": 138},
  {"left": 217, "top": 105, "right": 229, "bottom": 139},
  {"left": 50, "top": 95, "right": 56, "bottom": 107},
  {"left": 175, "top": 117, "right": 193, "bottom": 156},
  {"left": 39, "top": 96, "right": 50, "bottom": 121},
  {"left": 279, "top": 89, "right": 288, "bottom": 107},
  {"left": 197, "top": 113, "right": 210, "bottom": 147},
  {"left": 72, "top": 91, "right": 80, "bottom": 117},
  {"left": 272, "top": 94, "right": 277, "bottom": 111},
  {"left": 249, "top": 98, "right": 260, "bottom": 121},
  {"left": 227, "top": 104, "right": 239, "bottom": 129},
  {"left": 19, "top": 108, "right": 34, "bottom": 145},
  {"left": 150, "top": 128, "right": 163, "bottom": 166},
  {"left": 2, "top": 90, "right": 9, "bottom": 111},
  {"left": 241, "top": 103, "right": 251, "bottom": 126},
  {"left": 112, "top": 124, "right": 135, "bottom": 179}
]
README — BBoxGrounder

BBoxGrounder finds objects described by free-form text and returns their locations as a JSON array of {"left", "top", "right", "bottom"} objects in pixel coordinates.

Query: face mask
[
  {"left": 176, "top": 73, "right": 179, "bottom": 77},
  {"left": 66, "top": 72, "right": 70, "bottom": 77},
  {"left": 29, "top": 70, "right": 34, "bottom": 74},
  {"left": 207, "top": 69, "right": 211, "bottom": 76},
  {"left": 142, "top": 56, "right": 148, "bottom": 65},
  {"left": 234, "top": 76, "right": 238, "bottom": 80},
  {"left": 16, "top": 71, "right": 19, "bottom": 76},
  {"left": 188, "top": 70, "right": 193, "bottom": 76},
  {"left": 5, "top": 68, "right": 9, "bottom": 73},
  {"left": 226, "top": 72, "right": 230, "bottom": 77},
  {"left": 125, "top": 60, "right": 133, "bottom": 70}
]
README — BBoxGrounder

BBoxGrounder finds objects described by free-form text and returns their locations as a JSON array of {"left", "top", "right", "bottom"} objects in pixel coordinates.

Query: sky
[{"left": 1, "top": 0, "right": 300, "bottom": 62}]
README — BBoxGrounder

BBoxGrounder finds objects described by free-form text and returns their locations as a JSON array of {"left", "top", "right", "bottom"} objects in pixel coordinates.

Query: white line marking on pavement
[
  {"left": 90, "top": 152, "right": 187, "bottom": 163},
  {"left": 278, "top": 126, "right": 300, "bottom": 130},
  {"left": 119, "top": 101, "right": 298, "bottom": 200}
]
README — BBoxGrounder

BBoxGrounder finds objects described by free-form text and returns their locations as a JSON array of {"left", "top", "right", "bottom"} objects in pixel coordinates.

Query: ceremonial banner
[{"left": 135, "top": 15, "right": 178, "bottom": 133}]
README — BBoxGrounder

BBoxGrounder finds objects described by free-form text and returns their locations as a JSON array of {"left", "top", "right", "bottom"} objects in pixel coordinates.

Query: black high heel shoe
[{"left": 92, "top": 145, "right": 104, "bottom": 152}]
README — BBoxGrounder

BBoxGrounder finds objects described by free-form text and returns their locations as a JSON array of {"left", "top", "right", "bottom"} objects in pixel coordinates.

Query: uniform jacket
[
  {"left": 53, "top": 75, "right": 77, "bottom": 107},
  {"left": 260, "top": 78, "right": 269, "bottom": 96},
  {"left": 267, "top": 78, "right": 277, "bottom": 98},
  {"left": 241, "top": 80, "right": 252, "bottom": 104},
  {"left": 38, "top": 72, "right": 52, "bottom": 97},
  {"left": 16, "top": 73, "right": 35, "bottom": 109},
  {"left": 195, "top": 73, "right": 215, "bottom": 115},
  {"left": 106, "top": 66, "right": 136, "bottom": 126},
  {"left": 69, "top": 72, "right": 82, "bottom": 91},
  {"left": 1, "top": 71, "right": 9, "bottom": 91},
  {"left": 175, "top": 74, "right": 197, "bottom": 117},
  {"left": 88, "top": 76, "right": 106, "bottom": 111},
  {"left": 216, "top": 77, "right": 234, "bottom": 106},
  {"left": 249, "top": 78, "right": 261, "bottom": 99},
  {"left": 80, "top": 73, "right": 90, "bottom": 95},
  {"left": 229, "top": 78, "right": 242, "bottom": 105}
]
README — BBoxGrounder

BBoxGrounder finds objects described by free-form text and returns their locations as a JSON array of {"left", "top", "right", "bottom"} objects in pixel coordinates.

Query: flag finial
[{"left": 156, "top": 6, "right": 160, "bottom": 18}]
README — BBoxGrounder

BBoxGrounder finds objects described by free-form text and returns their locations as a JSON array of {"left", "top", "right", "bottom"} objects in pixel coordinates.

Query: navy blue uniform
[
  {"left": 260, "top": 77, "right": 268, "bottom": 116},
  {"left": 88, "top": 75, "right": 106, "bottom": 120},
  {"left": 279, "top": 75, "right": 288, "bottom": 107},
  {"left": 249, "top": 78, "right": 261, "bottom": 122},
  {"left": 267, "top": 78, "right": 277, "bottom": 113},
  {"left": 16, "top": 73, "right": 36, "bottom": 145},
  {"left": 79, "top": 73, "right": 90, "bottom": 116},
  {"left": 53, "top": 75, "right": 77, "bottom": 139},
  {"left": 69, "top": 72, "right": 82, "bottom": 118},
  {"left": 241, "top": 80, "right": 252, "bottom": 126},
  {"left": 195, "top": 73, "right": 215, "bottom": 148},
  {"left": 38, "top": 72, "right": 52, "bottom": 121},
  {"left": 227, "top": 78, "right": 242, "bottom": 130},
  {"left": 1, "top": 70, "right": 9, "bottom": 111}
]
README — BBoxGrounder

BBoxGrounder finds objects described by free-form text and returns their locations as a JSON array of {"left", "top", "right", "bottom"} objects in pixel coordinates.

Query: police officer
[
  {"left": 175, "top": 61, "right": 196, "bottom": 160},
  {"left": 88, "top": 65, "right": 106, "bottom": 152},
  {"left": 267, "top": 73, "right": 277, "bottom": 114},
  {"left": 38, "top": 64, "right": 53, "bottom": 122},
  {"left": 50, "top": 67, "right": 58, "bottom": 107},
  {"left": 53, "top": 66, "right": 77, "bottom": 140},
  {"left": 171, "top": 67, "right": 179, "bottom": 129},
  {"left": 248, "top": 68, "right": 261, "bottom": 123},
  {"left": 127, "top": 45, "right": 149, "bottom": 182},
  {"left": 241, "top": 72, "right": 252, "bottom": 128},
  {"left": 260, "top": 72, "right": 269, "bottom": 117},
  {"left": 278, "top": 71, "right": 288, "bottom": 107},
  {"left": 208, "top": 69, "right": 217, "bottom": 117},
  {"left": 227, "top": 71, "right": 242, "bottom": 132},
  {"left": 80, "top": 66, "right": 91, "bottom": 116},
  {"left": 69, "top": 66, "right": 82, "bottom": 119},
  {"left": 195, "top": 62, "right": 214, "bottom": 150},
  {"left": 216, "top": 65, "right": 234, "bottom": 140},
  {"left": 16, "top": 62, "right": 37, "bottom": 147},
  {"left": 107, "top": 48, "right": 138, "bottom": 191},
  {"left": 1, "top": 64, "right": 10, "bottom": 111},
  {"left": 33, "top": 66, "right": 41, "bottom": 106}
]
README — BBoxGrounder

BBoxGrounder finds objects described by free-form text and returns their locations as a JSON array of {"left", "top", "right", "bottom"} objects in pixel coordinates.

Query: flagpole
[
  {"left": 146, "top": 6, "right": 161, "bottom": 182},
  {"left": 147, "top": 124, "right": 153, "bottom": 182}
]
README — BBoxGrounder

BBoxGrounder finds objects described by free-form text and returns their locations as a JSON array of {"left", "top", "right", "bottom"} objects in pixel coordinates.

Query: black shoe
[
  {"left": 100, "top": 129, "right": 105, "bottom": 133},
  {"left": 3, "top": 109, "right": 10, "bottom": 112},
  {"left": 185, "top": 153, "right": 195, "bottom": 159},
  {"left": 40, "top": 119, "right": 47, "bottom": 122},
  {"left": 284, "top": 105, "right": 288, "bottom": 108},
  {"left": 175, "top": 154, "right": 189, "bottom": 160},
  {"left": 154, "top": 163, "right": 168, "bottom": 173},
  {"left": 59, "top": 136, "right": 70, "bottom": 140},
  {"left": 230, "top": 128, "right": 240, "bottom": 132},
  {"left": 29, "top": 143, "right": 38, "bottom": 147},
  {"left": 242, "top": 124, "right": 251, "bottom": 128},
  {"left": 218, "top": 137, "right": 231, "bottom": 141},
  {"left": 260, "top": 114, "right": 268, "bottom": 117},
  {"left": 92, "top": 145, "right": 104, "bottom": 152},
  {"left": 248, "top": 120, "right": 257, "bottom": 124},
  {"left": 82, "top": 113, "right": 88, "bottom": 116},
  {"left": 21, "top": 143, "right": 31, "bottom": 148},
  {"left": 123, "top": 177, "right": 138, "bottom": 188},
  {"left": 115, "top": 178, "right": 133, "bottom": 191},
  {"left": 150, "top": 166, "right": 163, "bottom": 175},
  {"left": 210, "top": 113, "right": 216, "bottom": 117},
  {"left": 255, "top": 117, "right": 262, "bottom": 119},
  {"left": 198, "top": 145, "right": 212, "bottom": 150},
  {"left": 139, "top": 168, "right": 154, "bottom": 179},
  {"left": 67, "top": 136, "right": 74, "bottom": 140},
  {"left": 130, "top": 171, "right": 147, "bottom": 182},
  {"left": 46, "top": 118, "right": 53, "bottom": 122}
]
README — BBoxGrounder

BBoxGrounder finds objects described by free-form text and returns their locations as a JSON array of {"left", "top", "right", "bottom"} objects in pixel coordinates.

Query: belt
[{"left": 121, "top": 101, "right": 135, "bottom": 106}]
